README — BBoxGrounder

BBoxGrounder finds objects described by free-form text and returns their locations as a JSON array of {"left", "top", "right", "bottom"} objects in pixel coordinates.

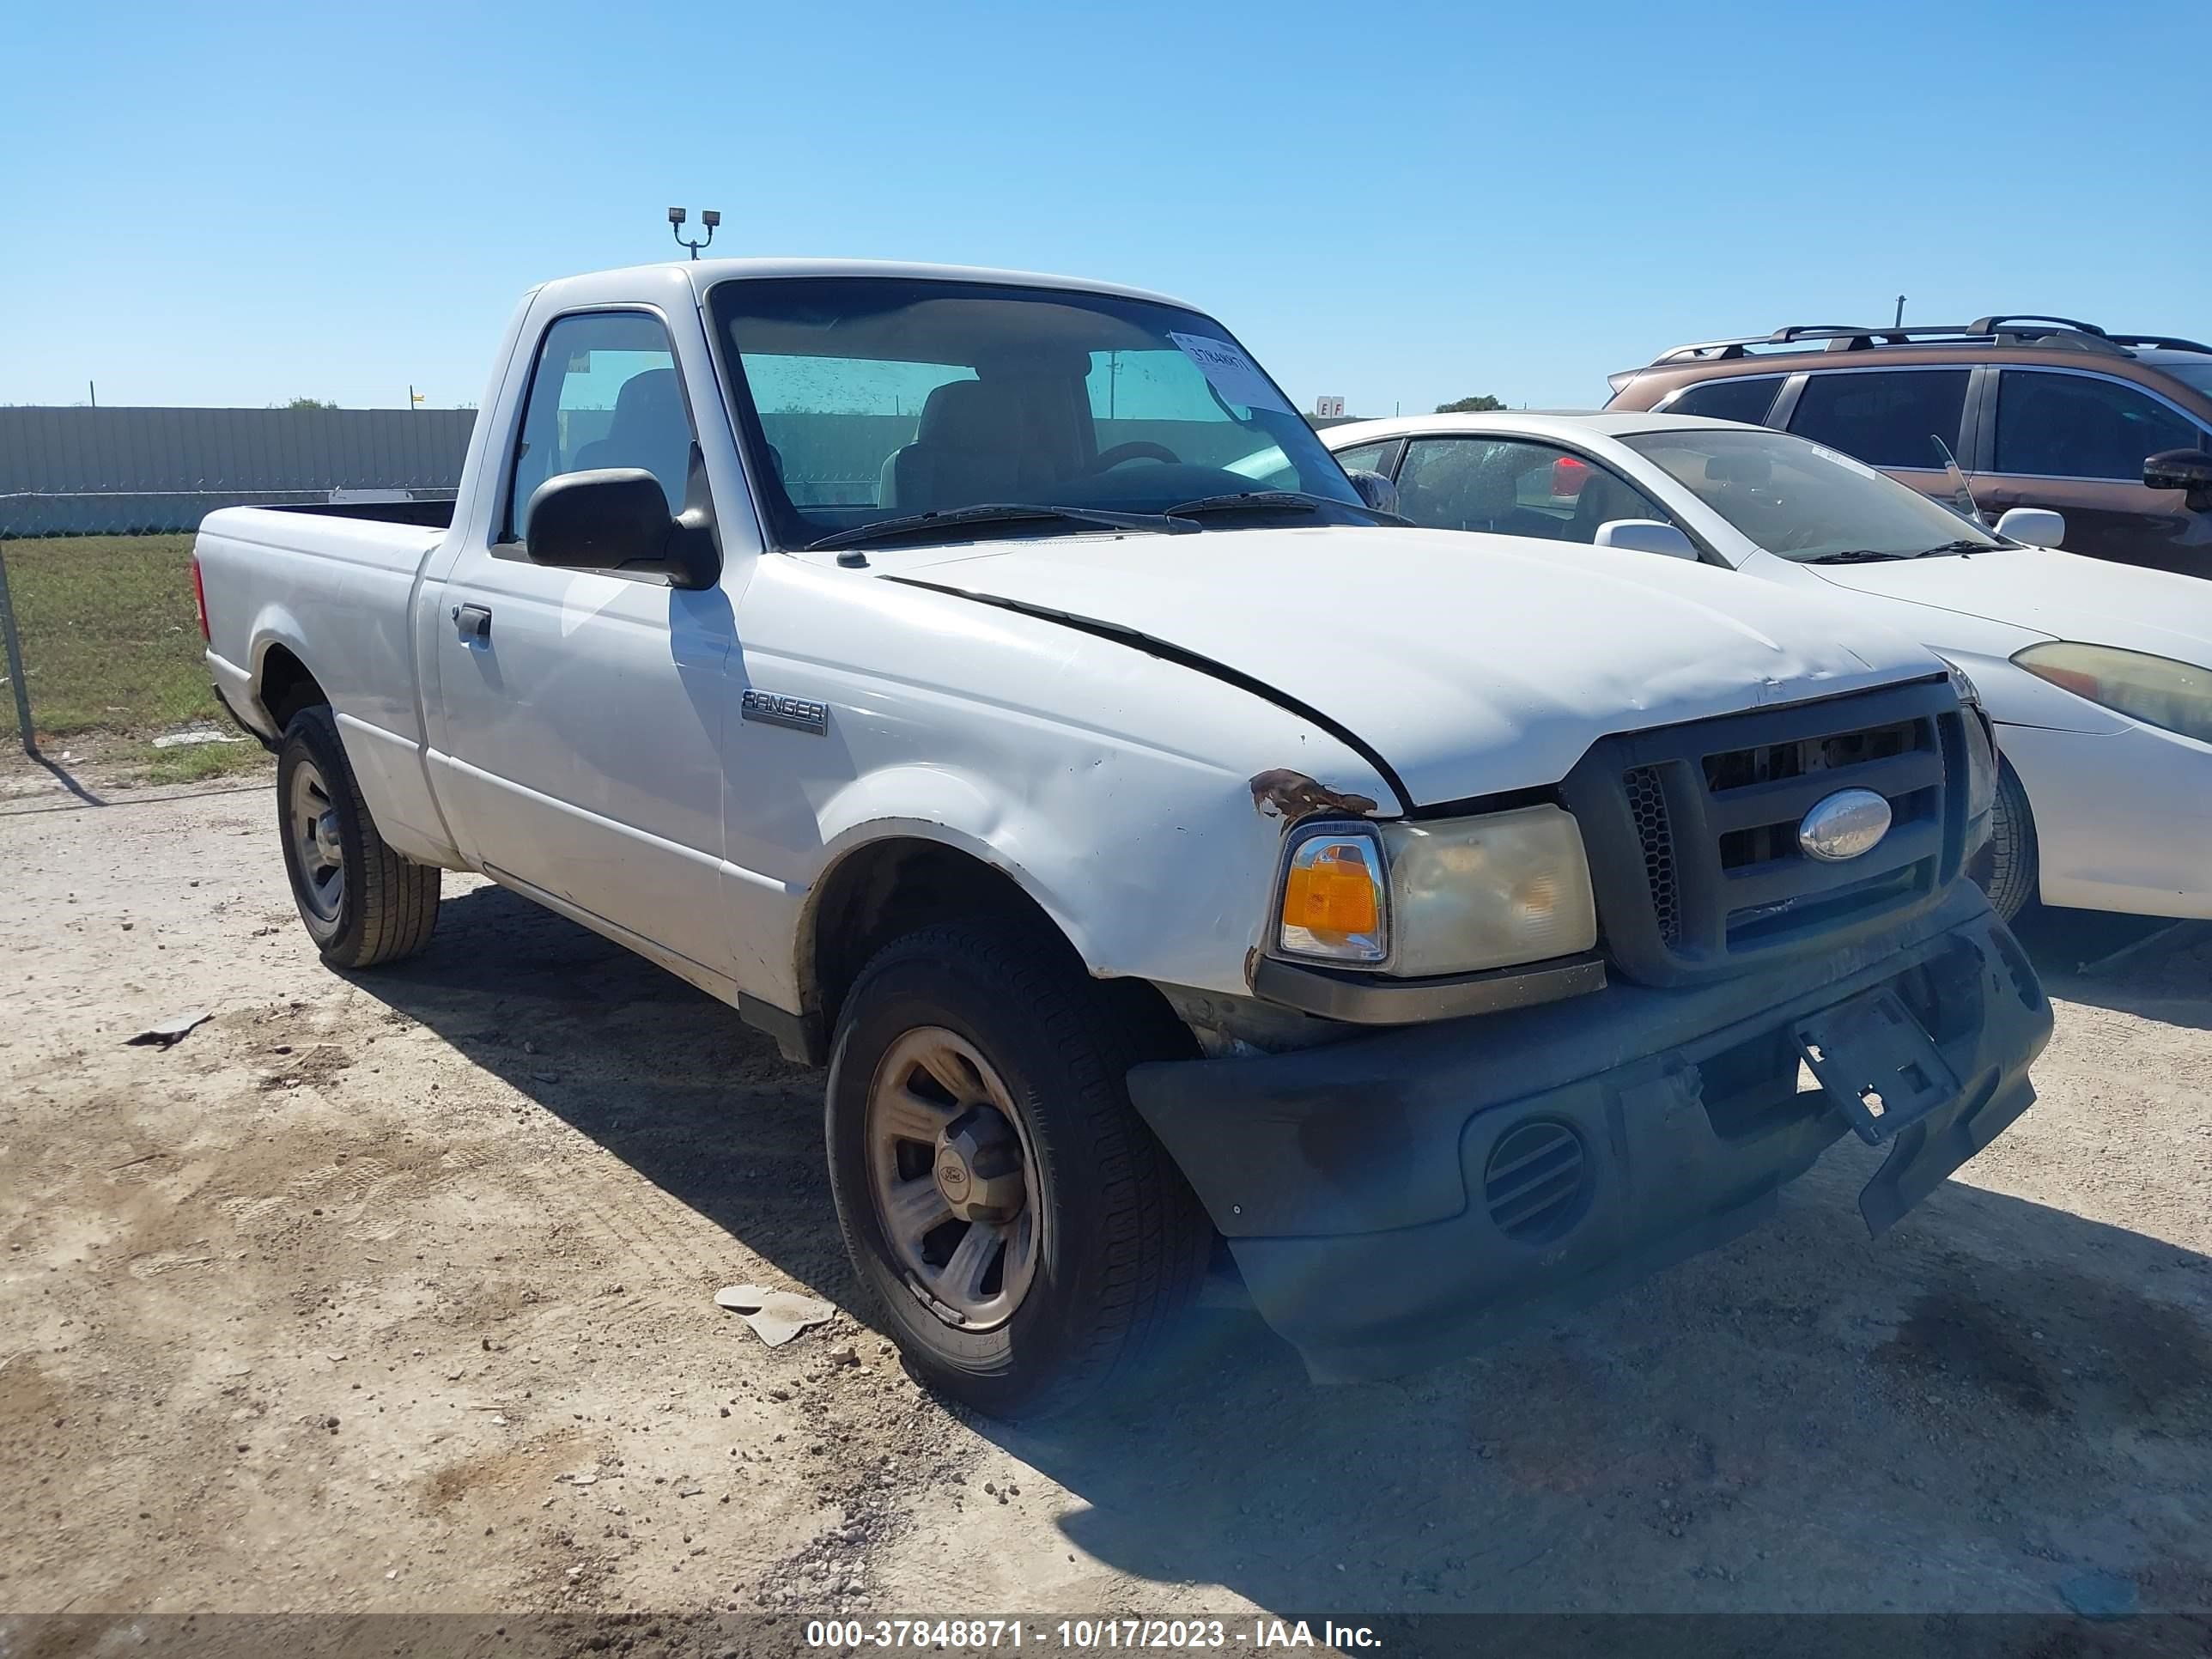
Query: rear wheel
[
  {"left": 276, "top": 705, "right": 441, "bottom": 968},
  {"left": 1970, "top": 758, "right": 2039, "bottom": 924},
  {"left": 824, "top": 921, "right": 1212, "bottom": 1419}
]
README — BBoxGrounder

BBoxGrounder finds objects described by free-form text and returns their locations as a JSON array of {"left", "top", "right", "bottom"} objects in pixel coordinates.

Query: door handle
[{"left": 453, "top": 604, "right": 492, "bottom": 643}]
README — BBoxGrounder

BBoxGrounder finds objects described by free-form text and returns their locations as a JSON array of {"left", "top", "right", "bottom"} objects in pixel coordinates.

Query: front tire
[
  {"left": 824, "top": 922, "right": 1212, "bottom": 1420},
  {"left": 1970, "top": 758, "right": 2039, "bottom": 924},
  {"left": 276, "top": 705, "right": 441, "bottom": 968}
]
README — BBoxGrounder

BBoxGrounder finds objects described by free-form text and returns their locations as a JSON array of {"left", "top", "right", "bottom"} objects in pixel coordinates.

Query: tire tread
[
  {"left": 283, "top": 706, "right": 441, "bottom": 969},
  {"left": 1976, "top": 760, "right": 2039, "bottom": 924}
]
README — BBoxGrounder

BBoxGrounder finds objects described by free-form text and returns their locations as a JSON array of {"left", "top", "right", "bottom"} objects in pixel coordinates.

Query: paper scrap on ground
[
  {"left": 715, "top": 1284, "right": 834, "bottom": 1347},
  {"left": 1167, "top": 331, "right": 1292, "bottom": 415},
  {"left": 128, "top": 1011, "right": 212, "bottom": 1047},
  {"left": 151, "top": 726, "right": 244, "bottom": 749}
]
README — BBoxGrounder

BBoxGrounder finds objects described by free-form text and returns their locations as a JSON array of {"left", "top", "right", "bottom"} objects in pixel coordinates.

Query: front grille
[
  {"left": 1624, "top": 765, "right": 1680, "bottom": 946},
  {"left": 1707, "top": 717, "right": 1923, "bottom": 869},
  {"left": 1561, "top": 679, "right": 1967, "bottom": 988}
]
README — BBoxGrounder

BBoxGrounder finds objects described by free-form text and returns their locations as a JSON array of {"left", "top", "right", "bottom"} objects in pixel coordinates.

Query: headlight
[
  {"left": 1942, "top": 659, "right": 1982, "bottom": 711},
  {"left": 1961, "top": 708, "right": 1997, "bottom": 826},
  {"left": 1936, "top": 656, "right": 1997, "bottom": 823},
  {"left": 1272, "top": 805, "right": 1597, "bottom": 976},
  {"left": 2013, "top": 642, "right": 2212, "bottom": 746}
]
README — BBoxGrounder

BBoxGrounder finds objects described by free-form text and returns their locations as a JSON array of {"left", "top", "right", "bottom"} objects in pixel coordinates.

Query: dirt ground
[{"left": 3, "top": 754, "right": 2209, "bottom": 1632}]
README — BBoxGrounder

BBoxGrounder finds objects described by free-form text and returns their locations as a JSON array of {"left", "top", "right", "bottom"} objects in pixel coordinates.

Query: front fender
[
  {"left": 803, "top": 752, "right": 1291, "bottom": 999},
  {"left": 724, "top": 556, "right": 1400, "bottom": 1011}
]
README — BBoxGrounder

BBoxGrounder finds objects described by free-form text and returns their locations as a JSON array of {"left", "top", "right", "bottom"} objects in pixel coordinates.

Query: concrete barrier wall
[{"left": 0, "top": 406, "right": 477, "bottom": 536}]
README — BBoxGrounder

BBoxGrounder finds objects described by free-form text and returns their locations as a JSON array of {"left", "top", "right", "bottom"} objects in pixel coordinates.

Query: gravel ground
[{"left": 2, "top": 759, "right": 2208, "bottom": 1636}]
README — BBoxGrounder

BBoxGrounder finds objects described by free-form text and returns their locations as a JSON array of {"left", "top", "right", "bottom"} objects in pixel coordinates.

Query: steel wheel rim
[
  {"left": 865, "top": 1026, "right": 1042, "bottom": 1331},
  {"left": 289, "top": 759, "right": 345, "bottom": 923}
]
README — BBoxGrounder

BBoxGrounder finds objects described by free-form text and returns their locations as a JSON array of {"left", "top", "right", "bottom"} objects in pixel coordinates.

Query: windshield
[
  {"left": 1618, "top": 428, "right": 2005, "bottom": 562},
  {"left": 2163, "top": 362, "right": 2212, "bottom": 399},
  {"left": 708, "top": 277, "right": 1365, "bottom": 550}
]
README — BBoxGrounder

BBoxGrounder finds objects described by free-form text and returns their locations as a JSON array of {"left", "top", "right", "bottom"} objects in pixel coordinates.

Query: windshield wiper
[
  {"left": 1804, "top": 549, "right": 1917, "bottom": 564},
  {"left": 1165, "top": 490, "right": 1409, "bottom": 526},
  {"left": 1919, "top": 538, "right": 1998, "bottom": 557},
  {"left": 806, "top": 502, "right": 1189, "bottom": 552}
]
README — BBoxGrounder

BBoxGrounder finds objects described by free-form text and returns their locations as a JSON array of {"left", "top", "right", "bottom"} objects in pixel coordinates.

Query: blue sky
[{"left": 3, "top": 0, "right": 2204, "bottom": 416}]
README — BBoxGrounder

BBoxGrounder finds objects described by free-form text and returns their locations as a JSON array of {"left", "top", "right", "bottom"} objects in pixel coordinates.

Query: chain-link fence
[
  {"left": 1, "top": 406, "right": 473, "bottom": 759},
  {"left": 0, "top": 538, "right": 35, "bottom": 754}
]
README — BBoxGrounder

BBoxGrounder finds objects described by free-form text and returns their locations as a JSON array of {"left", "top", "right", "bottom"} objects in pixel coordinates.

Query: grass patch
[
  {"left": 0, "top": 534, "right": 223, "bottom": 742},
  {"left": 143, "top": 739, "right": 270, "bottom": 787}
]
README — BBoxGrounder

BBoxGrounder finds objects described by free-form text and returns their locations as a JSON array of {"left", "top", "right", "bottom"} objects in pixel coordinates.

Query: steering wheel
[{"left": 1088, "top": 441, "right": 1180, "bottom": 472}]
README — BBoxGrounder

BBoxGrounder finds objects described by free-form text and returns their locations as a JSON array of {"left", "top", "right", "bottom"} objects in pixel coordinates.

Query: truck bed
[
  {"left": 265, "top": 498, "right": 457, "bottom": 529},
  {"left": 196, "top": 504, "right": 458, "bottom": 866}
]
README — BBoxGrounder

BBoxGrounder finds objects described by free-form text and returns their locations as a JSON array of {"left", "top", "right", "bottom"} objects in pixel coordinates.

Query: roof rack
[
  {"left": 2105, "top": 332, "right": 2212, "bottom": 356},
  {"left": 1966, "top": 313, "right": 2108, "bottom": 337},
  {"left": 1644, "top": 313, "right": 2212, "bottom": 367}
]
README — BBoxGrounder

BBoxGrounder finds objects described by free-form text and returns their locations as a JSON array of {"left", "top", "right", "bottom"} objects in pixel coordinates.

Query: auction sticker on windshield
[{"left": 1168, "top": 332, "right": 1292, "bottom": 415}]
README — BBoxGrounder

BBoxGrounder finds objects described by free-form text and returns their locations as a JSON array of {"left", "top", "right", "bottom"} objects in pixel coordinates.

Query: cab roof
[{"left": 534, "top": 258, "right": 1199, "bottom": 314}]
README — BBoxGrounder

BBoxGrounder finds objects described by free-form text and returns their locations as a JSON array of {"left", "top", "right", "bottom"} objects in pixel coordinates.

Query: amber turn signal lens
[{"left": 1283, "top": 842, "right": 1381, "bottom": 943}]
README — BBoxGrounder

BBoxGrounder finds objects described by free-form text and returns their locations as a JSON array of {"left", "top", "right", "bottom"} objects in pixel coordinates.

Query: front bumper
[{"left": 1127, "top": 884, "right": 2051, "bottom": 1382}]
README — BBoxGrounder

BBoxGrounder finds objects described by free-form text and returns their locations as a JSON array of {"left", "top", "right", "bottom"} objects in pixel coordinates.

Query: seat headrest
[
  {"left": 1462, "top": 446, "right": 1522, "bottom": 519},
  {"left": 611, "top": 368, "right": 685, "bottom": 434},
  {"left": 917, "top": 380, "right": 1021, "bottom": 452},
  {"left": 1574, "top": 469, "right": 1651, "bottom": 531}
]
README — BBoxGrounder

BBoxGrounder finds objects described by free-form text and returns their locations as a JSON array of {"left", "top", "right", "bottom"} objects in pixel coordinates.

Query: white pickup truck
[{"left": 195, "top": 258, "right": 2051, "bottom": 1418}]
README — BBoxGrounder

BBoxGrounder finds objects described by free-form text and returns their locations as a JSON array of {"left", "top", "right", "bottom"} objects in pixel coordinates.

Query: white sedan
[{"left": 1309, "top": 411, "right": 2212, "bottom": 921}]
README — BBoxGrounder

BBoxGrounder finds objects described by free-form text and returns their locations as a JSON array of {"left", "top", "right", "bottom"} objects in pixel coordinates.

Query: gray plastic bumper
[{"left": 1127, "top": 884, "right": 2051, "bottom": 1383}]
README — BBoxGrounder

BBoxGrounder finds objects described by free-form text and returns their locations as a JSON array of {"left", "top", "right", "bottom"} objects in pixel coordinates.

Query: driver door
[
  {"left": 1971, "top": 368, "right": 2212, "bottom": 572},
  {"left": 428, "top": 307, "right": 741, "bottom": 984}
]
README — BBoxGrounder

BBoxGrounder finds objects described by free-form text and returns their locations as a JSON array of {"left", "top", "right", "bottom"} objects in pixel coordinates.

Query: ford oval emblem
[{"left": 1797, "top": 788, "right": 1892, "bottom": 862}]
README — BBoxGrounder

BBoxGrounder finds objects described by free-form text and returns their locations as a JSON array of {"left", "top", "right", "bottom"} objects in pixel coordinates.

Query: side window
[
  {"left": 1666, "top": 375, "right": 1784, "bottom": 426},
  {"left": 1994, "top": 371, "right": 2204, "bottom": 480},
  {"left": 1787, "top": 369, "right": 1969, "bottom": 470},
  {"left": 1333, "top": 440, "right": 1401, "bottom": 477},
  {"left": 1395, "top": 438, "right": 1673, "bottom": 544},
  {"left": 507, "top": 312, "right": 696, "bottom": 544}
]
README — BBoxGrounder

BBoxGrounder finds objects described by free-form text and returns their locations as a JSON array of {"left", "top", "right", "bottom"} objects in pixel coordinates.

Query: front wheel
[
  {"left": 1969, "top": 758, "right": 2039, "bottom": 924},
  {"left": 276, "top": 705, "right": 441, "bottom": 968},
  {"left": 824, "top": 922, "right": 1212, "bottom": 1419}
]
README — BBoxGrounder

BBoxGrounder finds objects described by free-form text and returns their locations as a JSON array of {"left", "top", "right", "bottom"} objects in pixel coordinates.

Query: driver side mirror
[
  {"left": 1595, "top": 520, "right": 1700, "bottom": 561},
  {"left": 2145, "top": 447, "right": 2212, "bottom": 508},
  {"left": 1346, "top": 469, "right": 1400, "bottom": 518},
  {"left": 525, "top": 468, "right": 718, "bottom": 589}
]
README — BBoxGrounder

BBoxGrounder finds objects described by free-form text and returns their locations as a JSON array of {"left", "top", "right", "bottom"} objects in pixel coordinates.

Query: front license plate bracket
[{"left": 1795, "top": 986, "right": 1960, "bottom": 1146}]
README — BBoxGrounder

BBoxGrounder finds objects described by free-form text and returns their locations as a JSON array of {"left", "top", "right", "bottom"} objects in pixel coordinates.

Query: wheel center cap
[
  {"left": 315, "top": 811, "right": 343, "bottom": 863},
  {"left": 933, "top": 1105, "right": 1025, "bottom": 1224}
]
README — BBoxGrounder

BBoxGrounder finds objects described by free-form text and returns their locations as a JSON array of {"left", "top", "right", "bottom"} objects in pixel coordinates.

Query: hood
[
  {"left": 1808, "top": 546, "right": 2212, "bottom": 666},
  {"left": 894, "top": 526, "right": 1940, "bottom": 807}
]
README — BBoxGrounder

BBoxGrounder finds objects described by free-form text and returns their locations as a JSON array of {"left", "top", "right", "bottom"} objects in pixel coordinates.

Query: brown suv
[{"left": 1605, "top": 316, "right": 2212, "bottom": 574}]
